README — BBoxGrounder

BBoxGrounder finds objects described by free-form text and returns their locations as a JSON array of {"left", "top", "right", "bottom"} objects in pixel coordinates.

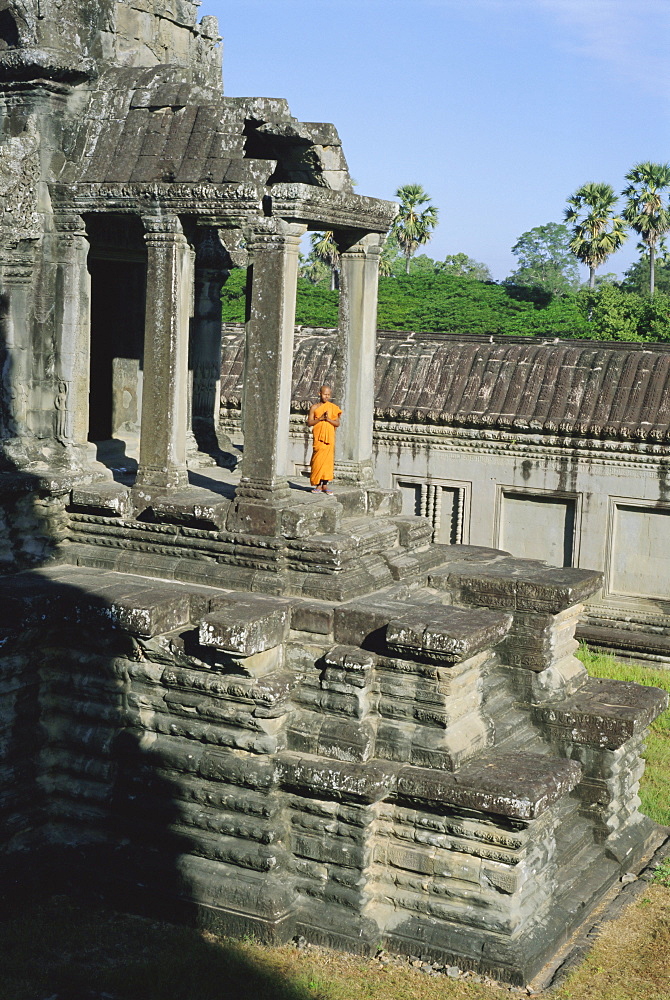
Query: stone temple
[{"left": 0, "top": 0, "right": 667, "bottom": 987}]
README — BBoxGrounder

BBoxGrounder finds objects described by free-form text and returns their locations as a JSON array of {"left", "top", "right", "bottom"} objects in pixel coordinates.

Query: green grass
[{"left": 577, "top": 644, "right": 670, "bottom": 825}]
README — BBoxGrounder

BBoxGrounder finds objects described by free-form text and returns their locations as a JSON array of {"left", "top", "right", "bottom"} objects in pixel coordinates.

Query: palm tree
[
  {"left": 378, "top": 234, "right": 401, "bottom": 277},
  {"left": 393, "top": 184, "right": 439, "bottom": 274},
  {"left": 310, "top": 231, "right": 340, "bottom": 290},
  {"left": 622, "top": 162, "right": 670, "bottom": 297},
  {"left": 564, "top": 182, "right": 627, "bottom": 288}
]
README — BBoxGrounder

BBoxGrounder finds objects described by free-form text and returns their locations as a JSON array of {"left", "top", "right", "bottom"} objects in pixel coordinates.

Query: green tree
[
  {"left": 300, "top": 253, "right": 330, "bottom": 285},
  {"left": 622, "top": 161, "right": 670, "bottom": 297},
  {"left": 309, "top": 231, "right": 340, "bottom": 290},
  {"left": 564, "top": 183, "right": 628, "bottom": 288},
  {"left": 437, "top": 252, "right": 492, "bottom": 281},
  {"left": 392, "top": 184, "right": 439, "bottom": 275},
  {"left": 638, "top": 291, "right": 670, "bottom": 340},
  {"left": 379, "top": 234, "right": 402, "bottom": 277},
  {"left": 506, "top": 222, "right": 579, "bottom": 295},
  {"left": 620, "top": 251, "right": 670, "bottom": 296},
  {"left": 577, "top": 284, "right": 644, "bottom": 340}
]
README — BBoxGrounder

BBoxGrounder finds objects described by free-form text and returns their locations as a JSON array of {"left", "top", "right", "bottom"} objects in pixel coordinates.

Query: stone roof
[
  {"left": 54, "top": 66, "right": 397, "bottom": 232},
  {"left": 219, "top": 326, "right": 670, "bottom": 442},
  {"left": 74, "top": 72, "right": 342, "bottom": 189}
]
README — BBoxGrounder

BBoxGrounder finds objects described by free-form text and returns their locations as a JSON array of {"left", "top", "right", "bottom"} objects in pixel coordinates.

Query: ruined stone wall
[
  {"left": 0, "top": 2, "right": 221, "bottom": 86},
  {"left": 109, "top": 1, "right": 222, "bottom": 88}
]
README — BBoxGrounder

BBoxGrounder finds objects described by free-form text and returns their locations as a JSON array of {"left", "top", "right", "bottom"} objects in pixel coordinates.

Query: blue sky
[{"left": 204, "top": 0, "right": 669, "bottom": 281}]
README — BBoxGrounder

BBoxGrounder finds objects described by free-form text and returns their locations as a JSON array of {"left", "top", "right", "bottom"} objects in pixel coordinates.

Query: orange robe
[{"left": 310, "top": 401, "right": 342, "bottom": 485}]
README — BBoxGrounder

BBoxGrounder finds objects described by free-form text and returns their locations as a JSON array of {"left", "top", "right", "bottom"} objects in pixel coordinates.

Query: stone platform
[
  {"left": 65, "top": 474, "right": 446, "bottom": 599},
  {"left": 1, "top": 546, "right": 666, "bottom": 986}
]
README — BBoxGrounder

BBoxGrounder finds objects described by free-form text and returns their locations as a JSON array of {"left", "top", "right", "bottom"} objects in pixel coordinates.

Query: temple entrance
[{"left": 86, "top": 215, "right": 147, "bottom": 473}]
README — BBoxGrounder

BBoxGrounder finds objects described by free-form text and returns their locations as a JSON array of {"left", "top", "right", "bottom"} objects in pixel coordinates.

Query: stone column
[
  {"left": 52, "top": 213, "right": 91, "bottom": 449},
  {"left": 334, "top": 233, "right": 382, "bottom": 484},
  {"left": 135, "top": 215, "right": 193, "bottom": 492},
  {"left": 236, "top": 219, "right": 306, "bottom": 502},
  {"left": 0, "top": 245, "right": 34, "bottom": 447},
  {"left": 189, "top": 228, "right": 229, "bottom": 461}
]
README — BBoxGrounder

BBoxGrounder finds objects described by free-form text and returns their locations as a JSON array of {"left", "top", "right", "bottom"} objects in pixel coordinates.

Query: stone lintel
[
  {"left": 269, "top": 183, "right": 397, "bottom": 233},
  {"left": 535, "top": 677, "right": 669, "bottom": 749}
]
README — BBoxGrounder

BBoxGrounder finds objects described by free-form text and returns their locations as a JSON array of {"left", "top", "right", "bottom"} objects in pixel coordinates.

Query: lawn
[{"left": 577, "top": 644, "right": 670, "bottom": 826}]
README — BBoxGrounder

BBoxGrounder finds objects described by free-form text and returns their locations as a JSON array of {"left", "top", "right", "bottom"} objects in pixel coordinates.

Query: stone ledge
[
  {"left": 70, "top": 482, "right": 131, "bottom": 517},
  {"left": 430, "top": 551, "right": 602, "bottom": 614},
  {"left": 333, "top": 597, "right": 511, "bottom": 662},
  {"left": 274, "top": 750, "right": 582, "bottom": 817},
  {"left": 0, "top": 568, "right": 191, "bottom": 638},
  {"left": 387, "top": 606, "right": 512, "bottom": 663},
  {"left": 276, "top": 751, "right": 396, "bottom": 804},
  {"left": 199, "top": 594, "right": 292, "bottom": 655},
  {"left": 395, "top": 752, "right": 582, "bottom": 819},
  {"left": 577, "top": 623, "right": 670, "bottom": 660},
  {"left": 535, "top": 677, "right": 669, "bottom": 750}
]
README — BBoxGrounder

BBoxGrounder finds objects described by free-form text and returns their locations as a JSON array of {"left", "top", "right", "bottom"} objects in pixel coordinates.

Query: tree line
[{"left": 220, "top": 167, "right": 670, "bottom": 341}]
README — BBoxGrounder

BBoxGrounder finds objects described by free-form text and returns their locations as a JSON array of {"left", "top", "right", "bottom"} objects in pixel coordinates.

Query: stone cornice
[
  {"left": 267, "top": 183, "right": 398, "bottom": 233},
  {"left": 219, "top": 410, "right": 670, "bottom": 469},
  {"left": 53, "top": 182, "right": 397, "bottom": 235},
  {"left": 371, "top": 420, "right": 670, "bottom": 467}
]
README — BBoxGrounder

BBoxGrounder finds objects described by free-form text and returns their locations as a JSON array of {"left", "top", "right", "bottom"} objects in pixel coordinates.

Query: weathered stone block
[
  {"left": 277, "top": 752, "right": 395, "bottom": 803},
  {"left": 70, "top": 482, "right": 131, "bottom": 517},
  {"left": 391, "top": 515, "right": 433, "bottom": 549},
  {"left": 387, "top": 606, "right": 512, "bottom": 663},
  {"left": 536, "top": 677, "right": 668, "bottom": 750},
  {"left": 333, "top": 599, "right": 407, "bottom": 647},
  {"left": 199, "top": 596, "right": 291, "bottom": 655},
  {"left": 145, "top": 492, "right": 231, "bottom": 530},
  {"left": 290, "top": 600, "right": 334, "bottom": 635},
  {"left": 395, "top": 753, "right": 582, "bottom": 819},
  {"left": 431, "top": 558, "right": 602, "bottom": 615}
]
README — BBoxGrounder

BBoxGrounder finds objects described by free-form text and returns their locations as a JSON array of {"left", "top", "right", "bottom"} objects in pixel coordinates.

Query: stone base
[
  {"left": 64, "top": 475, "right": 444, "bottom": 599},
  {"left": 0, "top": 562, "right": 666, "bottom": 986}
]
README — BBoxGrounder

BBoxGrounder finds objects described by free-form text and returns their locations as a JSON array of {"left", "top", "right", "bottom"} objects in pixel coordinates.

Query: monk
[{"left": 307, "top": 385, "right": 342, "bottom": 494}]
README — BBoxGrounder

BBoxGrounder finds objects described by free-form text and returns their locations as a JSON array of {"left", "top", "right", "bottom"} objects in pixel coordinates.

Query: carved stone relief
[{"left": 0, "top": 114, "right": 41, "bottom": 244}]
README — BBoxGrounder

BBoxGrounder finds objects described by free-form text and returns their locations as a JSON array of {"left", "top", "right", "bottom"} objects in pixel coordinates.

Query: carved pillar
[
  {"left": 189, "top": 227, "right": 229, "bottom": 460},
  {"left": 0, "top": 247, "right": 34, "bottom": 446},
  {"left": 334, "top": 233, "right": 382, "bottom": 484},
  {"left": 52, "top": 213, "right": 91, "bottom": 448},
  {"left": 135, "top": 215, "right": 193, "bottom": 492},
  {"left": 236, "top": 219, "right": 306, "bottom": 501}
]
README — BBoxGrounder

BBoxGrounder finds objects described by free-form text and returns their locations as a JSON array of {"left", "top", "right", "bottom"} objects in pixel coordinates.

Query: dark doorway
[
  {"left": 86, "top": 216, "right": 146, "bottom": 443},
  {"left": 0, "top": 11, "right": 19, "bottom": 51}
]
